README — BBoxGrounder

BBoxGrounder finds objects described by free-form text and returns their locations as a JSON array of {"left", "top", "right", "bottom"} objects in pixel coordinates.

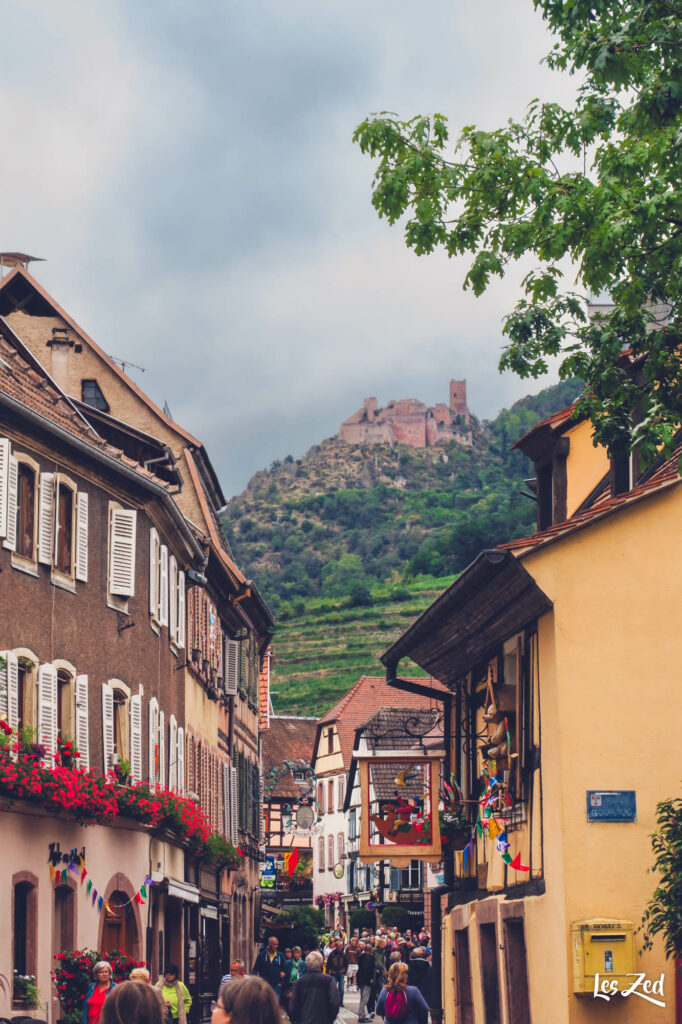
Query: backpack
[{"left": 385, "top": 987, "right": 408, "bottom": 1023}]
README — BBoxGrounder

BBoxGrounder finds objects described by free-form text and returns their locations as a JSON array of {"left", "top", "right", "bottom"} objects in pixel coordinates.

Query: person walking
[
  {"left": 213, "top": 976, "right": 280, "bottom": 1024},
  {"left": 407, "top": 947, "right": 432, "bottom": 1008},
  {"left": 356, "top": 941, "right": 376, "bottom": 1023},
  {"left": 345, "top": 937, "right": 359, "bottom": 992},
  {"left": 155, "top": 964, "right": 192, "bottom": 1024},
  {"left": 252, "top": 936, "right": 288, "bottom": 998},
  {"left": 101, "top": 981, "right": 163, "bottom": 1024},
  {"left": 219, "top": 960, "right": 247, "bottom": 987},
  {"left": 375, "top": 962, "right": 429, "bottom": 1024},
  {"left": 325, "top": 936, "right": 349, "bottom": 1006},
  {"left": 289, "top": 951, "right": 340, "bottom": 1024},
  {"left": 82, "top": 961, "right": 116, "bottom": 1024}
]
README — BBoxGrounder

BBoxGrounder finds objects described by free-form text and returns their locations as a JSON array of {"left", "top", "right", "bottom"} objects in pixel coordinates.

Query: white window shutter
[
  {"left": 149, "top": 696, "right": 159, "bottom": 790},
  {"left": 158, "top": 709, "right": 165, "bottom": 789},
  {"left": 3, "top": 456, "right": 18, "bottom": 552},
  {"left": 0, "top": 438, "right": 9, "bottom": 538},
  {"left": 223, "top": 762, "right": 231, "bottom": 839},
  {"left": 38, "top": 663, "right": 58, "bottom": 765},
  {"left": 109, "top": 508, "right": 137, "bottom": 596},
  {"left": 225, "top": 639, "right": 239, "bottom": 695},
  {"left": 230, "top": 765, "right": 239, "bottom": 843},
  {"left": 169, "top": 556, "right": 177, "bottom": 641},
  {"left": 149, "top": 528, "right": 159, "bottom": 618},
  {"left": 130, "top": 694, "right": 142, "bottom": 783},
  {"left": 101, "top": 682, "right": 115, "bottom": 772},
  {"left": 75, "top": 674, "right": 90, "bottom": 770},
  {"left": 0, "top": 650, "right": 8, "bottom": 719},
  {"left": 38, "top": 472, "right": 55, "bottom": 564},
  {"left": 177, "top": 726, "right": 185, "bottom": 795},
  {"left": 176, "top": 571, "right": 186, "bottom": 648},
  {"left": 169, "top": 714, "right": 178, "bottom": 791},
  {"left": 75, "top": 492, "right": 89, "bottom": 582},
  {"left": 158, "top": 545, "right": 169, "bottom": 627},
  {"left": 5, "top": 652, "right": 19, "bottom": 734}
]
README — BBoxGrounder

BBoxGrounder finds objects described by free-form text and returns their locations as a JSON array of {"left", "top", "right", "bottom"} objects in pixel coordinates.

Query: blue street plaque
[{"left": 586, "top": 790, "right": 636, "bottom": 822}]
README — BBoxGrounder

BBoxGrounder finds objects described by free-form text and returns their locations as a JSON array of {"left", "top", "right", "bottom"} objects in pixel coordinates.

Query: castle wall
[{"left": 339, "top": 380, "right": 470, "bottom": 448}]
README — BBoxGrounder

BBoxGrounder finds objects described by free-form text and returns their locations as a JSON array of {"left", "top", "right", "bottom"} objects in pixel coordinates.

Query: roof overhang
[{"left": 381, "top": 550, "right": 552, "bottom": 688}]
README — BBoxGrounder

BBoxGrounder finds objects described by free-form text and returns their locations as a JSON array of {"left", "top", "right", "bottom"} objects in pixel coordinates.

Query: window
[
  {"left": 54, "top": 884, "right": 76, "bottom": 959},
  {"left": 12, "top": 875, "right": 37, "bottom": 987},
  {"left": 56, "top": 481, "right": 74, "bottom": 574},
  {"left": 399, "top": 860, "right": 421, "bottom": 890},
  {"left": 16, "top": 462, "right": 36, "bottom": 560},
  {"left": 328, "top": 779, "right": 335, "bottom": 814},
  {"left": 349, "top": 808, "right": 357, "bottom": 841},
  {"left": 317, "top": 836, "right": 325, "bottom": 872},
  {"left": 56, "top": 670, "right": 74, "bottom": 739},
  {"left": 317, "top": 781, "right": 325, "bottom": 815},
  {"left": 327, "top": 728, "right": 334, "bottom": 754},
  {"left": 81, "top": 379, "right": 109, "bottom": 412},
  {"left": 337, "top": 833, "right": 344, "bottom": 862},
  {"left": 327, "top": 835, "right": 334, "bottom": 870},
  {"left": 111, "top": 685, "right": 130, "bottom": 763},
  {"left": 337, "top": 773, "right": 345, "bottom": 808}
]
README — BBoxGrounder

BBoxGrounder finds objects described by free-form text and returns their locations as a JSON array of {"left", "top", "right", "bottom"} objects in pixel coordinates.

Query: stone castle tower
[{"left": 338, "top": 379, "right": 471, "bottom": 448}]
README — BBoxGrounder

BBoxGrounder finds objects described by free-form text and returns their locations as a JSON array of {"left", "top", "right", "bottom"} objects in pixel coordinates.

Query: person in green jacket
[{"left": 156, "top": 964, "right": 192, "bottom": 1024}]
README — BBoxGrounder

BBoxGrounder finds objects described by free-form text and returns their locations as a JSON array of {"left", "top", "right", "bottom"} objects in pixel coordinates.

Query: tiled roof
[
  {"left": 0, "top": 319, "right": 173, "bottom": 491},
  {"left": 500, "top": 442, "right": 682, "bottom": 556},
  {"left": 262, "top": 716, "right": 318, "bottom": 799},
  {"left": 0, "top": 265, "right": 201, "bottom": 447},
  {"left": 316, "top": 675, "right": 447, "bottom": 774}
]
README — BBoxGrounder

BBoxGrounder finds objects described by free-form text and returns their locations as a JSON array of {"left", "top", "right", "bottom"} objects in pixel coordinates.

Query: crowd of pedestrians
[{"left": 243, "top": 923, "right": 433, "bottom": 1024}]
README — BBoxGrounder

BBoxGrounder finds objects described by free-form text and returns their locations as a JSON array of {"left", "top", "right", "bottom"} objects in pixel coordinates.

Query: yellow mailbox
[{"left": 572, "top": 918, "right": 635, "bottom": 994}]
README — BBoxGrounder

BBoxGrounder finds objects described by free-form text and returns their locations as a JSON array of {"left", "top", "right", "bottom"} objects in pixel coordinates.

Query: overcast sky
[{"left": 1, "top": 0, "right": 577, "bottom": 496}]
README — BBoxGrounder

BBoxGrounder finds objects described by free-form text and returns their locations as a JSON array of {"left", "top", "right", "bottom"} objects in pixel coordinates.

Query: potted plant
[
  {"left": 13, "top": 971, "right": 39, "bottom": 1007},
  {"left": 57, "top": 735, "right": 81, "bottom": 769},
  {"left": 439, "top": 808, "right": 470, "bottom": 850},
  {"left": 19, "top": 724, "right": 46, "bottom": 763},
  {"left": 114, "top": 759, "right": 131, "bottom": 786}
]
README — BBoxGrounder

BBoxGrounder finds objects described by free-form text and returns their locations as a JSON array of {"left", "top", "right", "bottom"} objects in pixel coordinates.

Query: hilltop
[{"left": 222, "top": 378, "right": 581, "bottom": 616}]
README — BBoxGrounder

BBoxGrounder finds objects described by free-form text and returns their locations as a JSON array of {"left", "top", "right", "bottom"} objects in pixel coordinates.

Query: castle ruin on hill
[{"left": 338, "top": 379, "right": 472, "bottom": 449}]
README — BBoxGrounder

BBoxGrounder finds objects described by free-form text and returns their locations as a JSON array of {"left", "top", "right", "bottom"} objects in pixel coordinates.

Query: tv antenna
[{"left": 109, "top": 354, "right": 146, "bottom": 375}]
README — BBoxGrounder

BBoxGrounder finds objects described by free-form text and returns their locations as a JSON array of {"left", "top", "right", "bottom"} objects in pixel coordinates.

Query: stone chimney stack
[{"left": 46, "top": 327, "right": 74, "bottom": 393}]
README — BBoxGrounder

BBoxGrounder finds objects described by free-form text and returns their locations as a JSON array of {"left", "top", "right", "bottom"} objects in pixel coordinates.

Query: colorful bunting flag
[
  {"left": 98, "top": 896, "right": 103, "bottom": 912},
  {"left": 87, "top": 879, "right": 93, "bottom": 895},
  {"left": 496, "top": 831, "right": 510, "bottom": 853},
  {"left": 501, "top": 851, "right": 513, "bottom": 865},
  {"left": 509, "top": 852, "right": 530, "bottom": 872}
]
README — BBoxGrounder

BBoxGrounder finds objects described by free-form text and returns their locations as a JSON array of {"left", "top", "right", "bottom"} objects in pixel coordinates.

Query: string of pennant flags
[
  {"left": 453, "top": 769, "right": 530, "bottom": 876},
  {"left": 48, "top": 853, "right": 154, "bottom": 916}
]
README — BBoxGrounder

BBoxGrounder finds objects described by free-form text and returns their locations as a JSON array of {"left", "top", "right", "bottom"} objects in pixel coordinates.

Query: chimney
[{"left": 46, "top": 327, "right": 74, "bottom": 393}]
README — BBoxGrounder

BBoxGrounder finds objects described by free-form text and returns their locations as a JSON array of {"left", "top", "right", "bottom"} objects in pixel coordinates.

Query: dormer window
[
  {"left": 81, "top": 379, "right": 109, "bottom": 413},
  {"left": 535, "top": 437, "right": 569, "bottom": 531}
]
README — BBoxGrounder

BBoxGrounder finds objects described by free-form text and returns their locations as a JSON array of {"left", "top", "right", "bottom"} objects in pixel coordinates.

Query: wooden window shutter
[
  {"left": 177, "top": 726, "right": 185, "bottom": 795},
  {"left": 169, "top": 556, "right": 177, "bottom": 641},
  {"left": 230, "top": 765, "right": 238, "bottom": 842},
  {"left": 3, "top": 456, "right": 18, "bottom": 552},
  {"left": 149, "top": 528, "right": 159, "bottom": 617},
  {"left": 75, "top": 492, "right": 88, "bottom": 581},
  {"left": 0, "top": 438, "right": 9, "bottom": 538},
  {"left": 38, "top": 472, "right": 55, "bottom": 564},
  {"left": 239, "top": 641, "right": 247, "bottom": 691},
  {"left": 148, "top": 697, "right": 159, "bottom": 790},
  {"left": 169, "top": 714, "right": 178, "bottom": 791},
  {"left": 109, "top": 508, "right": 137, "bottom": 596},
  {"left": 101, "top": 682, "right": 115, "bottom": 772},
  {"left": 224, "top": 639, "right": 239, "bottom": 695},
  {"left": 158, "top": 709, "right": 165, "bottom": 789},
  {"left": 158, "top": 545, "right": 169, "bottom": 627},
  {"left": 176, "top": 571, "right": 186, "bottom": 648},
  {"left": 223, "top": 762, "right": 231, "bottom": 839},
  {"left": 0, "top": 651, "right": 19, "bottom": 735},
  {"left": 75, "top": 674, "right": 90, "bottom": 770},
  {"left": 130, "top": 694, "right": 142, "bottom": 783},
  {"left": 38, "top": 663, "right": 58, "bottom": 765}
]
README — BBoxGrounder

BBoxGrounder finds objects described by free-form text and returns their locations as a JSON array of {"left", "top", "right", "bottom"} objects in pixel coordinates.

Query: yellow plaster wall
[
  {"left": 523, "top": 483, "right": 681, "bottom": 1022},
  {"left": 564, "top": 420, "right": 610, "bottom": 518}
]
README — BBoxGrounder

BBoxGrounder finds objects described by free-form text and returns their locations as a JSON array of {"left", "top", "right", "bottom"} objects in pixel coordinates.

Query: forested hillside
[{"left": 222, "top": 379, "right": 580, "bottom": 619}]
